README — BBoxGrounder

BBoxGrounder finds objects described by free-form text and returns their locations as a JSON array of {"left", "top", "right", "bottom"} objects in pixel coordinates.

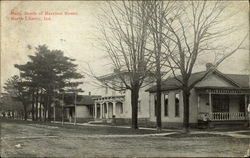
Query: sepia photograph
[{"left": 0, "top": 0, "right": 249, "bottom": 157}]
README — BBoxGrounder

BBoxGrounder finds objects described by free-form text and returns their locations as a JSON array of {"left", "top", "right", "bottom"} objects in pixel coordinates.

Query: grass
[
  {"left": 0, "top": 118, "right": 166, "bottom": 135},
  {"left": 1, "top": 119, "right": 249, "bottom": 157}
]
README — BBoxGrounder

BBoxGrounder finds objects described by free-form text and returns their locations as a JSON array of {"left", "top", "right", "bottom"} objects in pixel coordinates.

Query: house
[
  {"left": 146, "top": 64, "right": 250, "bottom": 128},
  {"left": 61, "top": 93, "right": 100, "bottom": 123},
  {"left": 93, "top": 71, "right": 154, "bottom": 125}
]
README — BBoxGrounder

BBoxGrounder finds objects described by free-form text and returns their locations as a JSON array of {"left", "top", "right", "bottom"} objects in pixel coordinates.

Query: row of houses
[
  {"left": 61, "top": 64, "right": 249, "bottom": 128},
  {"left": 2, "top": 63, "right": 249, "bottom": 128}
]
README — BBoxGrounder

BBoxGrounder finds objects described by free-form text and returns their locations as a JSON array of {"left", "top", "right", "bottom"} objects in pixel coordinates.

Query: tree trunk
[
  {"left": 35, "top": 89, "right": 39, "bottom": 121},
  {"left": 12, "top": 111, "right": 15, "bottom": 119},
  {"left": 23, "top": 101, "right": 27, "bottom": 120},
  {"left": 20, "top": 112, "right": 22, "bottom": 120},
  {"left": 183, "top": 88, "right": 190, "bottom": 132},
  {"left": 156, "top": 76, "right": 162, "bottom": 131},
  {"left": 39, "top": 91, "right": 43, "bottom": 121},
  {"left": 47, "top": 89, "right": 52, "bottom": 122},
  {"left": 44, "top": 93, "right": 48, "bottom": 122},
  {"left": 131, "top": 84, "right": 140, "bottom": 129},
  {"left": 31, "top": 91, "right": 35, "bottom": 121}
]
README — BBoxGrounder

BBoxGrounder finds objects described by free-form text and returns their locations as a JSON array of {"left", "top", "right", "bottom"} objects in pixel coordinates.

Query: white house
[
  {"left": 146, "top": 65, "right": 249, "bottom": 128},
  {"left": 93, "top": 71, "right": 154, "bottom": 125}
]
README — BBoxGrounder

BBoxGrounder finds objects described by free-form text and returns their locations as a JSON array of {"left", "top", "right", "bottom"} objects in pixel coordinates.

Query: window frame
[
  {"left": 105, "top": 86, "right": 108, "bottom": 95},
  {"left": 154, "top": 95, "right": 157, "bottom": 116},
  {"left": 138, "top": 100, "right": 141, "bottom": 114},
  {"left": 175, "top": 93, "right": 180, "bottom": 117},
  {"left": 164, "top": 94, "right": 169, "bottom": 117}
]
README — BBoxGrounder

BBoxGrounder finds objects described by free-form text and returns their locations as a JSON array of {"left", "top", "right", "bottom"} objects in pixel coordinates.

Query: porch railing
[{"left": 198, "top": 112, "right": 246, "bottom": 121}]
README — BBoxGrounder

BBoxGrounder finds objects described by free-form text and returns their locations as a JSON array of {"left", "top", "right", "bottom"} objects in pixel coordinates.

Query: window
[
  {"left": 105, "top": 87, "right": 108, "bottom": 95},
  {"left": 175, "top": 93, "right": 180, "bottom": 117},
  {"left": 138, "top": 100, "right": 141, "bottom": 113},
  {"left": 104, "top": 103, "right": 107, "bottom": 113},
  {"left": 117, "top": 102, "right": 123, "bottom": 114},
  {"left": 164, "top": 94, "right": 168, "bottom": 116},
  {"left": 213, "top": 94, "right": 229, "bottom": 112}
]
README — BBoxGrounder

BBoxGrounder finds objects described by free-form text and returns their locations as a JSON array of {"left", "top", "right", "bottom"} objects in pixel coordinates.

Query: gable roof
[
  {"left": 64, "top": 94, "right": 101, "bottom": 106},
  {"left": 146, "top": 70, "right": 249, "bottom": 92},
  {"left": 76, "top": 95, "right": 97, "bottom": 105},
  {"left": 98, "top": 70, "right": 155, "bottom": 81},
  {"left": 225, "top": 74, "right": 249, "bottom": 88}
]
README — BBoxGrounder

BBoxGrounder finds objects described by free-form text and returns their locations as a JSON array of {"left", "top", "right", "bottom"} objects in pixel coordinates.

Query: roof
[
  {"left": 98, "top": 70, "right": 129, "bottom": 81},
  {"left": 225, "top": 74, "right": 249, "bottom": 88},
  {"left": 146, "top": 70, "right": 249, "bottom": 92},
  {"left": 98, "top": 70, "right": 155, "bottom": 81},
  {"left": 64, "top": 94, "right": 101, "bottom": 106}
]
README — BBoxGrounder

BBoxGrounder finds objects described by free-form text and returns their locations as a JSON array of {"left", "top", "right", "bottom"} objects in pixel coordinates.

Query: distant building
[{"left": 60, "top": 93, "right": 100, "bottom": 123}]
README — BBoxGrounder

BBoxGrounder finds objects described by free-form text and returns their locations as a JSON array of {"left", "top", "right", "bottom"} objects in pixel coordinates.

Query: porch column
[
  {"left": 209, "top": 92, "right": 212, "bottom": 113},
  {"left": 94, "top": 103, "right": 97, "bottom": 119},
  {"left": 113, "top": 101, "right": 116, "bottom": 116},
  {"left": 197, "top": 94, "right": 200, "bottom": 111},
  {"left": 245, "top": 95, "right": 248, "bottom": 115},
  {"left": 106, "top": 102, "right": 109, "bottom": 118},
  {"left": 100, "top": 103, "right": 103, "bottom": 119}
]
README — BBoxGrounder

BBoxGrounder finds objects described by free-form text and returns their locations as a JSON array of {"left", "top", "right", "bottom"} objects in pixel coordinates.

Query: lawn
[
  {"left": 1, "top": 119, "right": 249, "bottom": 157},
  {"left": 0, "top": 119, "right": 166, "bottom": 135}
]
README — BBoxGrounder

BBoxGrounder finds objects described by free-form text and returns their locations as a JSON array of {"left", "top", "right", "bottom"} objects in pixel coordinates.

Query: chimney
[
  {"left": 206, "top": 63, "right": 214, "bottom": 71},
  {"left": 89, "top": 92, "right": 91, "bottom": 96}
]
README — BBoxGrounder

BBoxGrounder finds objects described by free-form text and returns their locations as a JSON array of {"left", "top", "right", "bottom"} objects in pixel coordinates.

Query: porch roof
[
  {"left": 195, "top": 87, "right": 250, "bottom": 94},
  {"left": 94, "top": 95, "right": 125, "bottom": 103},
  {"left": 146, "top": 70, "right": 249, "bottom": 93}
]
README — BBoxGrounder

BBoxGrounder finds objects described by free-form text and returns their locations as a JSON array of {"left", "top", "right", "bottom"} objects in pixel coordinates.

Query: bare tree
[
  {"left": 98, "top": 1, "right": 153, "bottom": 129},
  {"left": 155, "top": 1, "right": 248, "bottom": 131},
  {"left": 147, "top": 1, "right": 178, "bottom": 131}
]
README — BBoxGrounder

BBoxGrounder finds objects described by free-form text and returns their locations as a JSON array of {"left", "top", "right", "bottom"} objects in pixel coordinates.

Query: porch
[
  {"left": 196, "top": 88, "right": 249, "bottom": 122},
  {"left": 94, "top": 96, "right": 125, "bottom": 120},
  {"left": 198, "top": 112, "right": 246, "bottom": 121}
]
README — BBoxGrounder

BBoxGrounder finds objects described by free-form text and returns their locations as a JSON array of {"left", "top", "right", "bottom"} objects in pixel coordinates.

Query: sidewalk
[
  {"left": 29, "top": 120, "right": 250, "bottom": 138},
  {"left": 189, "top": 129, "right": 250, "bottom": 139},
  {"left": 52, "top": 121, "right": 179, "bottom": 132}
]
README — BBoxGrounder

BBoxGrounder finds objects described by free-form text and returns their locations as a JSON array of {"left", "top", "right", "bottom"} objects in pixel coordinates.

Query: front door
[{"left": 212, "top": 94, "right": 229, "bottom": 112}]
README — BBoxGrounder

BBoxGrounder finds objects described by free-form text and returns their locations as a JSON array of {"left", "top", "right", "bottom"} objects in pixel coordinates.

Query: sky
[{"left": 1, "top": 1, "right": 249, "bottom": 95}]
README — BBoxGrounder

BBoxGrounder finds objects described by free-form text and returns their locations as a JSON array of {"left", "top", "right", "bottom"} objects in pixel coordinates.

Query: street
[{"left": 1, "top": 120, "right": 249, "bottom": 157}]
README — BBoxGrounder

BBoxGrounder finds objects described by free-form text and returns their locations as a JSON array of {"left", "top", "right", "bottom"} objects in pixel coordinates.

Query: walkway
[
  {"left": 52, "top": 121, "right": 249, "bottom": 138},
  {"left": 190, "top": 130, "right": 250, "bottom": 139}
]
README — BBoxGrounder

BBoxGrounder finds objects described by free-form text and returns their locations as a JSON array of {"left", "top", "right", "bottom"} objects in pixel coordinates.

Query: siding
[
  {"left": 76, "top": 106, "right": 91, "bottom": 118},
  {"left": 195, "top": 74, "right": 235, "bottom": 87},
  {"left": 150, "top": 90, "right": 183, "bottom": 123},
  {"left": 149, "top": 89, "right": 198, "bottom": 124},
  {"left": 198, "top": 94, "right": 210, "bottom": 113}
]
